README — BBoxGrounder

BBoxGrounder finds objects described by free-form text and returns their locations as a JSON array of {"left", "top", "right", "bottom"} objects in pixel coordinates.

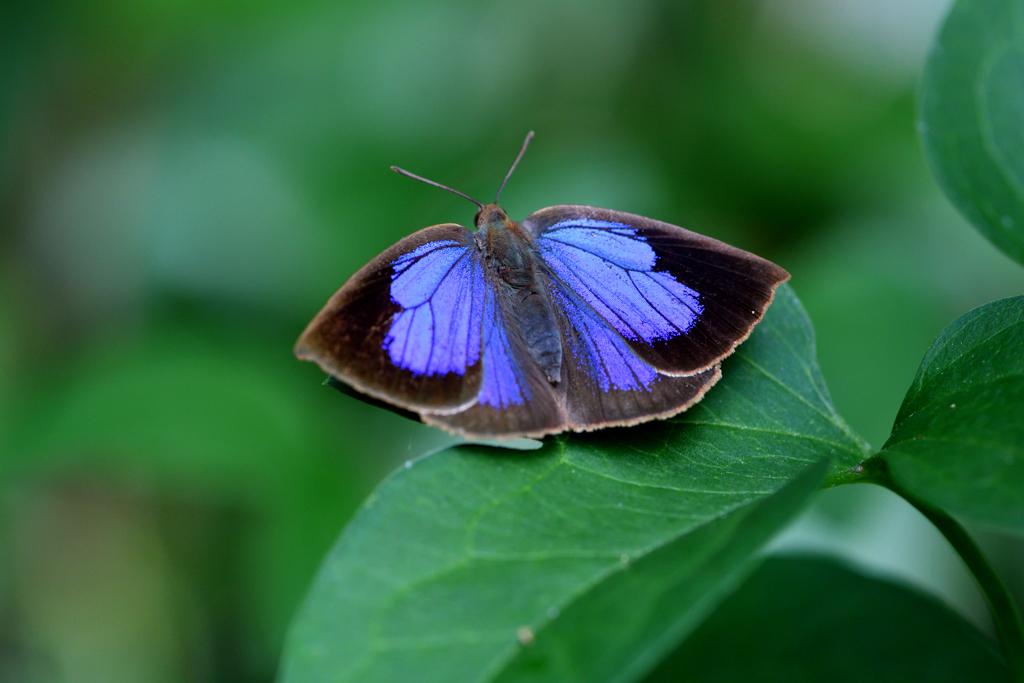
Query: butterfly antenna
[
  {"left": 494, "top": 130, "right": 534, "bottom": 204},
  {"left": 391, "top": 166, "right": 485, "bottom": 210}
]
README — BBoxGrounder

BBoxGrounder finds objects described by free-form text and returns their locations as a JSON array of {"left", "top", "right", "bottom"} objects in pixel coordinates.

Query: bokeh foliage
[
  {"left": 919, "top": 0, "right": 1024, "bottom": 266},
  {"left": 648, "top": 555, "right": 1011, "bottom": 682},
  {"left": 2, "top": 0, "right": 1024, "bottom": 681}
]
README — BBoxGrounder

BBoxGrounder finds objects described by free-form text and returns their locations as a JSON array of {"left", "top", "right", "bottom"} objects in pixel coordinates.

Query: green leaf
[
  {"left": 645, "top": 555, "right": 1010, "bottom": 682},
  {"left": 919, "top": 0, "right": 1024, "bottom": 265},
  {"left": 880, "top": 296, "right": 1024, "bottom": 532},
  {"left": 491, "top": 458, "right": 830, "bottom": 682},
  {"left": 279, "top": 285, "right": 869, "bottom": 683}
]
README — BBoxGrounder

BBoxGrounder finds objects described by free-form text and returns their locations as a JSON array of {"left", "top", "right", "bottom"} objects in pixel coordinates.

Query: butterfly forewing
[
  {"left": 294, "top": 224, "right": 487, "bottom": 413},
  {"left": 523, "top": 205, "right": 790, "bottom": 377}
]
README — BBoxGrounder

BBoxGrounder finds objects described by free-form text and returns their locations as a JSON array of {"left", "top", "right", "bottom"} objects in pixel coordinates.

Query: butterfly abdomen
[
  {"left": 515, "top": 281, "right": 562, "bottom": 384},
  {"left": 478, "top": 205, "right": 565, "bottom": 386}
]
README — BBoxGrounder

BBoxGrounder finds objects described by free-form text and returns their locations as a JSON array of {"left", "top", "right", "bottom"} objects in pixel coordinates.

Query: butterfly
[{"left": 295, "top": 132, "right": 789, "bottom": 439}]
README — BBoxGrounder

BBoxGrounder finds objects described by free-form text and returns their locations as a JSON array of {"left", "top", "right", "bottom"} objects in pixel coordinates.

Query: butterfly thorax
[{"left": 475, "top": 204, "right": 563, "bottom": 385}]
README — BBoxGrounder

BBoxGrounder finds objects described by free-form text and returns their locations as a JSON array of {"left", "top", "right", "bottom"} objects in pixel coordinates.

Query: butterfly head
[
  {"left": 475, "top": 204, "right": 512, "bottom": 232},
  {"left": 474, "top": 203, "right": 532, "bottom": 272}
]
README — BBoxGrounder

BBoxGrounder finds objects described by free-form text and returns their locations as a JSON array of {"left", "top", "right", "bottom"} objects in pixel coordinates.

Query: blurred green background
[{"left": 2, "top": 0, "right": 1024, "bottom": 681}]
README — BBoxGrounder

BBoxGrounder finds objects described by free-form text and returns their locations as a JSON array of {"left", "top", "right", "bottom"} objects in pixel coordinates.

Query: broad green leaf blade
[
  {"left": 645, "top": 555, "right": 1010, "bottom": 682},
  {"left": 919, "top": 0, "right": 1024, "bottom": 265},
  {"left": 280, "top": 285, "right": 868, "bottom": 683},
  {"left": 881, "top": 296, "right": 1024, "bottom": 532},
  {"left": 492, "top": 458, "right": 830, "bottom": 683}
]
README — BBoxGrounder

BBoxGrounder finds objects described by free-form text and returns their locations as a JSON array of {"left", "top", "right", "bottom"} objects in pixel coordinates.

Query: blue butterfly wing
[
  {"left": 524, "top": 205, "right": 790, "bottom": 376},
  {"left": 546, "top": 272, "right": 721, "bottom": 429},
  {"left": 295, "top": 224, "right": 488, "bottom": 413},
  {"left": 424, "top": 269, "right": 566, "bottom": 437},
  {"left": 297, "top": 223, "right": 565, "bottom": 436}
]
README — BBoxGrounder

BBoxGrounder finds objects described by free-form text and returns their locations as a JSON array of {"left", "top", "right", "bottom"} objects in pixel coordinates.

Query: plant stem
[
  {"left": 918, "top": 505, "right": 1024, "bottom": 679},
  {"left": 865, "top": 461, "right": 1024, "bottom": 679}
]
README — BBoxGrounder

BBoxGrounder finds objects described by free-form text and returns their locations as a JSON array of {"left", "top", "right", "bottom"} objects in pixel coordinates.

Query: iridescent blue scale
[
  {"left": 535, "top": 218, "right": 704, "bottom": 343},
  {"left": 548, "top": 285, "right": 659, "bottom": 393},
  {"left": 478, "top": 286, "right": 528, "bottom": 408},
  {"left": 295, "top": 133, "right": 790, "bottom": 439},
  {"left": 383, "top": 240, "right": 484, "bottom": 377}
]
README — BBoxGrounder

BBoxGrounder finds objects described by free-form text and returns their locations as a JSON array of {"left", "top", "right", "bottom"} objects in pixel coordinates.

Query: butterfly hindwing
[
  {"left": 546, "top": 274, "right": 721, "bottom": 429},
  {"left": 295, "top": 224, "right": 487, "bottom": 413},
  {"left": 524, "top": 205, "right": 790, "bottom": 376},
  {"left": 425, "top": 270, "right": 566, "bottom": 437}
]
